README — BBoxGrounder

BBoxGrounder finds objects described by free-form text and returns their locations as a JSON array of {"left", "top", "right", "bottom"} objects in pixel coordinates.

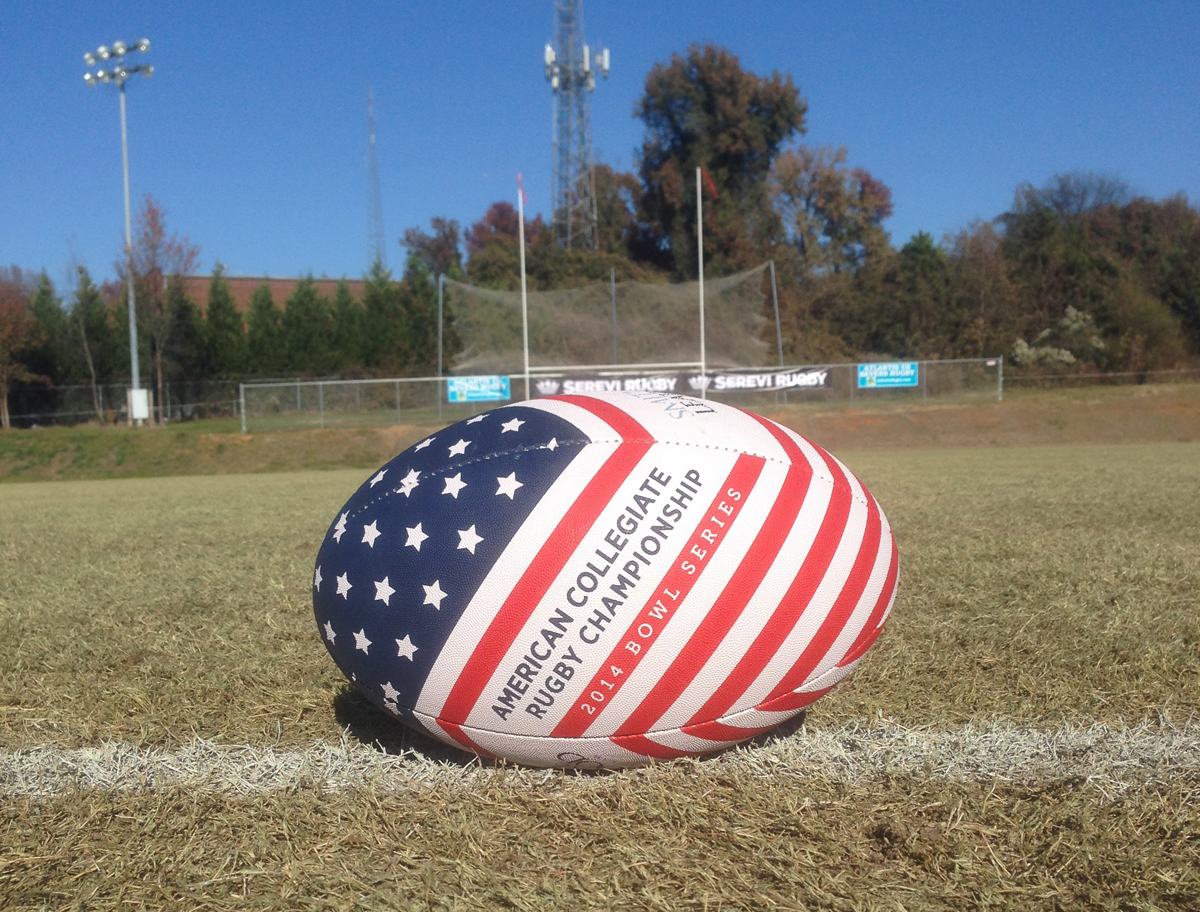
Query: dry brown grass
[
  {"left": 3, "top": 768, "right": 1198, "bottom": 910},
  {"left": 2, "top": 437, "right": 1198, "bottom": 910}
]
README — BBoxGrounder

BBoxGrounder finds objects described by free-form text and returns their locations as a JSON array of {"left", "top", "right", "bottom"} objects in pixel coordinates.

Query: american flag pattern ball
[{"left": 313, "top": 391, "right": 898, "bottom": 768}]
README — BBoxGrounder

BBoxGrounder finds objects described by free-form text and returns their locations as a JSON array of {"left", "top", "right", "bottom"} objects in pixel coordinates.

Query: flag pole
[
  {"left": 696, "top": 166, "right": 707, "bottom": 400},
  {"left": 518, "top": 173, "right": 530, "bottom": 401}
]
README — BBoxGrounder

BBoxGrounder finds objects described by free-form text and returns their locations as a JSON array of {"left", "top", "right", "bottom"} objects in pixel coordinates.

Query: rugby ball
[{"left": 313, "top": 391, "right": 897, "bottom": 768}]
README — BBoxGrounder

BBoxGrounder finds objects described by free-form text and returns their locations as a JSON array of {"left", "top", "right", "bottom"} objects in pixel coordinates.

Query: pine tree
[
  {"left": 246, "top": 283, "right": 284, "bottom": 376},
  {"left": 362, "top": 260, "right": 405, "bottom": 373},
  {"left": 332, "top": 279, "right": 365, "bottom": 371},
  {"left": 204, "top": 265, "right": 246, "bottom": 377},
  {"left": 282, "top": 276, "right": 333, "bottom": 375}
]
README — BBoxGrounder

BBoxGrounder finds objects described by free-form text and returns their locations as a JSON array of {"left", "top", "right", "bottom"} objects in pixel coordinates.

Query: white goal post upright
[
  {"left": 518, "top": 173, "right": 531, "bottom": 401},
  {"left": 696, "top": 166, "right": 707, "bottom": 400}
]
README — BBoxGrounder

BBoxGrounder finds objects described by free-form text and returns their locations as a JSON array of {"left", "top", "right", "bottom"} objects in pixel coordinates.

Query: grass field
[{"left": 2, "top": 399, "right": 1199, "bottom": 907}]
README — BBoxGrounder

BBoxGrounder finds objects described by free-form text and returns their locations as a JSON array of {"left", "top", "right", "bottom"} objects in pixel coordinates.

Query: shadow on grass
[
  {"left": 334, "top": 683, "right": 809, "bottom": 772},
  {"left": 332, "top": 686, "right": 477, "bottom": 767}
]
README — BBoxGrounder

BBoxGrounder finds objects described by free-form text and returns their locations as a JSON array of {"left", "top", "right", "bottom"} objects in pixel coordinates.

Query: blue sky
[{"left": 3, "top": 1, "right": 1197, "bottom": 287}]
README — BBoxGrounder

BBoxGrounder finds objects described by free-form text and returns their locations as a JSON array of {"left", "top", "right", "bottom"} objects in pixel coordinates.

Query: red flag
[
  {"left": 517, "top": 172, "right": 529, "bottom": 207},
  {"left": 700, "top": 166, "right": 719, "bottom": 199}
]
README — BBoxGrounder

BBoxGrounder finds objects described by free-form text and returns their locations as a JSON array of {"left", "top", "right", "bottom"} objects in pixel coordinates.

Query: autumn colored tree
[
  {"left": 635, "top": 43, "right": 807, "bottom": 276},
  {"left": 593, "top": 164, "right": 644, "bottom": 258},
  {"left": 0, "top": 267, "right": 47, "bottom": 429},
  {"left": 118, "top": 195, "right": 201, "bottom": 420},
  {"left": 772, "top": 145, "right": 893, "bottom": 277},
  {"left": 402, "top": 218, "right": 464, "bottom": 278}
]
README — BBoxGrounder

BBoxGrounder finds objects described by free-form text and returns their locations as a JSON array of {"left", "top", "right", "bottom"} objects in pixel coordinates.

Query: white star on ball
[
  {"left": 369, "top": 469, "right": 387, "bottom": 488},
  {"left": 414, "top": 437, "right": 434, "bottom": 451},
  {"left": 496, "top": 472, "right": 523, "bottom": 499},
  {"left": 323, "top": 621, "right": 336, "bottom": 644},
  {"left": 395, "top": 635, "right": 417, "bottom": 660},
  {"left": 381, "top": 681, "right": 401, "bottom": 702},
  {"left": 336, "top": 573, "right": 352, "bottom": 599},
  {"left": 447, "top": 438, "right": 470, "bottom": 457},
  {"left": 423, "top": 580, "right": 448, "bottom": 610},
  {"left": 362, "top": 520, "right": 382, "bottom": 548},
  {"left": 398, "top": 468, "right": 420, "bottom": 497},
  {"left": 332, "top": 512, "right": 348, "bottom": 543},
  {"left": 442, "top": 473, "right": 468, "bottom": 498},
  {"left": 405, "top": 523, "right": 428, "bottom": 551},
  {"left": 313, "top": 565, "right": 323, "bottom": 591},
  {"left": 457, "top": 524, "right": 484, "bottom": 554},
  {"left": 545, "top": 437, "right": 558, "bottom": 451},
  {"left": 501, "top": 417, "right": 525, "bottom": 433},
  {"left": 353, "top": 629, "right": 372, "bottom": 654},
  {"left": 374, "top": 576, "right": 396, "bottom": 606},
  {"left": 466, "top": 415, "right": 485, "bottom": 424}
]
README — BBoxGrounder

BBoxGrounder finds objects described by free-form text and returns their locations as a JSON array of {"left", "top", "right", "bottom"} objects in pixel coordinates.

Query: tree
[
  {"left": 26, "top": 273, "right": 72, "bottom": 384},
  {"left": 772, "top": 145, "right": 893, "bottom": 277},
  {"left": 361, "top": 261, "right": 405, "bottom": 372},
  {"left": 163, "top": 276, "right": 207, "bottom": 384},
  {"left": 70, "top": 266, "right": 122, "bottom": 418},
  {"left": 402, "top": 218, "right": 464, "bottom": 278},
  {"left": 593, "top": 164, "right": 644, "bottom": 258},
  {"left": 331, "top": 279, "right": 365, "bottom": 371},
  {"left": 0, "top": 267, "right": 47, "bottom": 429},
  {"left": 204, "top": 265, "right": 246, "bottom": 377},
  {"left": 246, "top": 284, "right": 284, "bottom": 376},
  {"left": 282, "top": 276, "right": 333, "bottom": 374},
  {"left": 635, "top": 43, "right": 807, "bottom": 276},
  {"left": 119, "top": 195, "right": 201, "bottom": 421}
]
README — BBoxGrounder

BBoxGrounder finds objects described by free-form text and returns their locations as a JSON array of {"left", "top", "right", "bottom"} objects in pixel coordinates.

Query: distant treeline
[{"left": 2, "top": 43, "right": 1197, "bottom": 426}]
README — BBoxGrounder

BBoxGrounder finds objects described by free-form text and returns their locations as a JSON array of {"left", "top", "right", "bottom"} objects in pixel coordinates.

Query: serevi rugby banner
[{"left": 532, "top": 368, "right": 831, "bottom": 398}]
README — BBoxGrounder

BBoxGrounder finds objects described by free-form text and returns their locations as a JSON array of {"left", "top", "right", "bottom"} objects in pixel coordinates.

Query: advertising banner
[
  {"left": 447, "top": 375, "right": 511, "bottom": 403},
  {"left": 857, "top": 361, "right": 919, "bottom": 389},
  {"left": 532, "top": 368, "right": 832, "bottom": 398}
]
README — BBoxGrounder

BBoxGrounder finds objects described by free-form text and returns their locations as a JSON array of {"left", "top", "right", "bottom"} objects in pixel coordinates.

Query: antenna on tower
[
  {"left": 544, "top": 0, "right": 609, "bottom": 250},
  {"left": 366, "top": 86, "right": 387, "bottom": 270}
]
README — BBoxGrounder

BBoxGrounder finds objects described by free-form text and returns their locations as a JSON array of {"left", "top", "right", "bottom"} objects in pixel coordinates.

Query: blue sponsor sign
[
  {"left": 447, "top": 375, "right": 512, "bottom": 403},
  {"left": 858, "top": 361, "right": 919, "bottom": 389}
]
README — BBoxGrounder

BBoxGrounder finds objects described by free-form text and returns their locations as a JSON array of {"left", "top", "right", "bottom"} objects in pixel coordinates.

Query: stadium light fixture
[{"left": 83, "top": 37, "right": 154, "bottom": 424}]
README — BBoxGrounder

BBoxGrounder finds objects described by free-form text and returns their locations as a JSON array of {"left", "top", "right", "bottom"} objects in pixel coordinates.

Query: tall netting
[{"left": 443, "top": 263, "right": 772, "bottom": 373}]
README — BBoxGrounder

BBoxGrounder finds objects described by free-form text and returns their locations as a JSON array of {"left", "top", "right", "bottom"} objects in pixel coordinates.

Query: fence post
[
  {"left": 769, "top": 260, "right": 786, "bottom": 405},
  {"left": 849, "top": 364, "right": 855, "bottom": 404},
  {"left": 239, "top": 383, "right": 247, "bottom": 434},
  {"left": 921, "top": 360, "right": 927, "bottom": 406},
  {"left": 295, "top": 382, "right": 301, "bottom": 412},
  {"left": 438, "top": 274, "right": 444, "bottom": 422},
  {"left": 396, "top": 380, "right": 401, "bottom": 422},
  {"left": 318, "top": 381, "right": 325, "bottom": 429},
  {"left": 998, "top": 354, "right": 1004, "bottom": 402},
  {"left": 610, "top": 267, "right": 618, "bottom": 364}
]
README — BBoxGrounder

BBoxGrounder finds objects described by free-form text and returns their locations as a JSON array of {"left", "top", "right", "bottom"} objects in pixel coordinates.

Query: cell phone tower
[
  {"left": 544, "top": 0, "right": 609, "bottom": 249},
  {"left": 366, "top": 86, "right": 387, "bottom": 270}
]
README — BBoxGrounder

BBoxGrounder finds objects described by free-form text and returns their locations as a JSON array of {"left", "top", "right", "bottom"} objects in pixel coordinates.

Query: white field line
[{"left": 2, "top": 722, "right": 1198, "bottom": 798}]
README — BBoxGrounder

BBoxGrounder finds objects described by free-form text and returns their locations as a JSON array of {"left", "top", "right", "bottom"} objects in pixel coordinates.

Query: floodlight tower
[
  {"left": 83, "top": 39, "right": 153, "bottom": 411},
  {"left": 544, "top": 0, "right": 609, "bottom": 249},
  {"left": 366, "top": 87, "right": 387, "bottom": 270}
]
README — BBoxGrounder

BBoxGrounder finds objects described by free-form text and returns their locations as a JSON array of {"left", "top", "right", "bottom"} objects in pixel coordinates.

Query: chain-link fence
[
  {"left": 239, "top": 377, "right": 449, "bottom": 433},
  {"left": 6, "top": 380, "right": 242, "bottom": 427},
  {"left": 238, "top": 358, "right": 1005, "bottom": 433}
]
